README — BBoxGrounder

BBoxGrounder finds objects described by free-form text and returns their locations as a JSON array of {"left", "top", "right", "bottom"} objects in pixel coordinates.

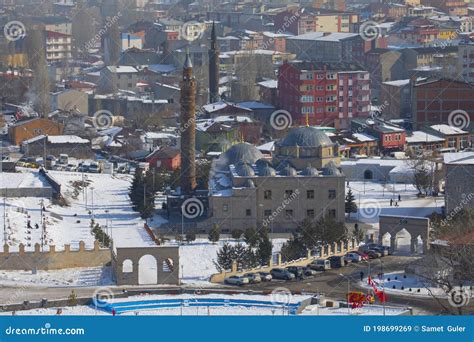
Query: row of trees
[
  {"left": 280, "top": 216, "right": 349, "bottom": 262},
  {"left": 129, "top": 169, "right": 155, "bottom": 219},
  {"left": 214, "top": 228, "right": 273, "bottom": 271}
]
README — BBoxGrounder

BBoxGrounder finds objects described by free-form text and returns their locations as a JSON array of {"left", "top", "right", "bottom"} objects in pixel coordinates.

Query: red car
[{"left": 353, "top": 251, "right": 369, "bottom": 261}]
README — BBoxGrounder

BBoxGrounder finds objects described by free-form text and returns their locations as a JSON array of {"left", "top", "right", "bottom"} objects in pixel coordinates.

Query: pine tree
[
  {"left": 215, "top": 242, "right": 233, "bottom": 271},
  {"left": 345, "top": 188, "right": 358, "bottom": 218},
  {"left": 208, "top": 224, "right": 220, "bottom": 243},
  {"left": 243, "top": 227, "right": 259, "bottom": 247},
  {"left": 231, "top": 229, "right": 243, "bottom": 240},
  {"left": 185, "top": 229, "right": 196, "bottom": 243},
  {"left": 257, "top": 229, "right": 273, "bottom": 266}
]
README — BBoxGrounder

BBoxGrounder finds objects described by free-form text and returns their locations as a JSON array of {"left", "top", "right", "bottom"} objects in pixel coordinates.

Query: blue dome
[
  {"left": 243, "top": 179, "right": 256, "bottom": 188},
  {"left": 220, "top": 143, "right": 264, "bottom": 166},
  {"left": 302, "top": 166, "right": 319, "bottom": 176},
  {"left": 322, "top": 161, "right": 342, "bottom": 176},
  {"left": 280, "top": 126, "right": 333, "bottom": 148},
  {"left": 259, "top": 165, "right": 276, "bottom": 177},
  {"left": 280, "top": 165, "right": 297, "bottom": 176},
  {"left": 235, "top": 162, "right": 255, "bottom": 177}
]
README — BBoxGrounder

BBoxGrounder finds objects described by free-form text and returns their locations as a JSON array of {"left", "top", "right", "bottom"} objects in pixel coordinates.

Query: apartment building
[
  {"left": 278, "top": 61, "right": 371, "bottom": 128},
  {"left": 45, "top": 31, "right": 72, "bottom": 62}
]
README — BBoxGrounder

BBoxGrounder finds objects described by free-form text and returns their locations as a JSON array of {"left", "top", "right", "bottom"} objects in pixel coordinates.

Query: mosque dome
[{"left": 280, "top": 126, "right": 333, "bottom": 148}]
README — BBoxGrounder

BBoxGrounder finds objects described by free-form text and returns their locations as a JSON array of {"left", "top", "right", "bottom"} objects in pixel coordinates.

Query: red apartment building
[
  {"left": 413, "top": 79, "right": 474, "bottom": 130},
  {"left": 278, "top": 61, "right": 371, "bottom": 128}
]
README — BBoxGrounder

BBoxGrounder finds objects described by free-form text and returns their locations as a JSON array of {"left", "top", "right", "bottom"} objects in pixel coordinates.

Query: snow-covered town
[{"left": 0, "top": 0, "right": 473, "bottom": 324}]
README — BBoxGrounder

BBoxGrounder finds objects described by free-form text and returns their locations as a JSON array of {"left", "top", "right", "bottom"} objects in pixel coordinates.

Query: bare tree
[{"left": 418, "top": 210, "right": 474, "bottom": 315}]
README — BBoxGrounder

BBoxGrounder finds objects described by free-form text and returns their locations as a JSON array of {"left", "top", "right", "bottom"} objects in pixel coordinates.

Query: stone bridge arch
[
  {"left": 112, "top": 246, "right": 180, "bottom": 286},
  {"left": 378, "top": 215, "right": 430, "bottom": 254}
]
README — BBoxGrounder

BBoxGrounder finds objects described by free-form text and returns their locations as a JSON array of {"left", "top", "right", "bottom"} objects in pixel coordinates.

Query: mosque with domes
[{"left": 208, "top": 125, "right": 346, "bottom": 233}]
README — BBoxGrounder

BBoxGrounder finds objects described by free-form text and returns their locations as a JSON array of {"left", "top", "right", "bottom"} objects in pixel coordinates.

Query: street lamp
[{"left": 90, "top": 187, "right": 95, "bottom": 219}]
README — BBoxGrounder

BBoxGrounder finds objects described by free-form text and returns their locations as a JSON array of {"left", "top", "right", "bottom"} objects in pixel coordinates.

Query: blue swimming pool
[{"left": 93, "top": 297, "right": 301, "bottom": 315}]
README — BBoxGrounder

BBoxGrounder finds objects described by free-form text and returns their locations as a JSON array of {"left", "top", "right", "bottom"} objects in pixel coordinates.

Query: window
[
  {"left": 328, "top": 209, "right": 336, "bottom": 218},
  {"left": 264, "top": 209, "right": 272, "bottom": 217},
  {"left": 307, "top": 190, "right": 314, "bottom": 199},
  {"left": 264, "top": 190, "right": 272, "bottom": 200},
  {"left": 317, "top": 74, "right": 324, "bottom": 80},
  {"left": 307, "top": 209, "right": 315, "bottom": 218},
  {"left": 284, "top": 190, "right": 294, "bottom": 199},
  {"left": 285, "top": 209, "right": 294, "bottom": 218},
  {"left": 246, "top": 209, "right": 252, "bottom": 217},
  {"left": 223, "top": 204, "right": 228, "bottom": 212},
  {"left": 328, "top": 189, "right": 336, "bottom": 199}
]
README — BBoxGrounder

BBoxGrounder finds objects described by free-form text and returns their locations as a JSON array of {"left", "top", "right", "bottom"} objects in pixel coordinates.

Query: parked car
[
  {"left": 308, "top": 259, "right": 331, "bottom": 271},
  {"left": 361, "top": 244, "right": 390, "bottom": 255},
  {"left": 270, "top": 268, "right": 295, "bottom": 280},
  {"left": 327, "top": 256, "right": 345, "bottom": 268},
  {"left": 303, "top": 267, "right": 318, "bottom": 277},
  {"left": 258, "top": 272, "right": 272, "bottom": 282},
  {"left": 344, "top": 252, "right": 362, "bottom": 263},
  {"left": 286, "top": 266, "right": 305, "bottom": 279},
  {"left": 224, "top": 276, "right": 249, "bottom": 286},
  {"left": 353, "top": 251, "right": 369, "bottom": 261},
  {"left": 366, "top": 250, "right": 381, "bottom": 259},
  {"left": 243, "top": 272, "right": 261, "bottom": 283},
  {"left": 371, "top": 247, "right": 388, "bottom": 257}
]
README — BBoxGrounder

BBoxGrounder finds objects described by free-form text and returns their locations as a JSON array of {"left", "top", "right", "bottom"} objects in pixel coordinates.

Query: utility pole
[
  {"left": 3, "top": 196, "right": 6, "bottom": 245},
  {"left": 91, "top": 187, "right": 94, "bottom": 219},
  {"left": 381, "top": 260, "right": 386, "bottom": 316}
]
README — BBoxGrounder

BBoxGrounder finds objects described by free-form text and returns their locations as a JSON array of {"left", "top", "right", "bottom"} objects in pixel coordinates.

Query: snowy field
[
  {"left": 347, "top": 181, "right": 443, "bottom": 232},
  {"left": 0, "top": 266, "right": 113, "bottom": 287},
  {"left": 1, "top": 170, "right": 155, "bottom": 251},
  {"left": 361, "top": 272, "right": 460, "bottom": 298},
  {"left": 173, "top": 238, "right": 287, "bottom": 285}
]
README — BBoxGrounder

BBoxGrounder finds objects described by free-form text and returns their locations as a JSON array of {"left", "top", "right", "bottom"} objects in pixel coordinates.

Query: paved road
[{"left": 238, "top": 256, "right": 474, "bottom": 315}]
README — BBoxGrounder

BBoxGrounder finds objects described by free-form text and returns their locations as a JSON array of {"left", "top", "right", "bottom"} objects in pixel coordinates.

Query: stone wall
[
  {"left": 210, "top": 239, "right": 359, "bottom": 283},
  {"left": 0, "top": 241, "right": 111, "bottom": 270}
]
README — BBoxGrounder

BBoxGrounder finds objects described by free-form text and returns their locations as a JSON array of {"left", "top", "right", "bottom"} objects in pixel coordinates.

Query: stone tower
[
  {"left": 208, "top": 21, "right": 220, "bottom": 103},
  {"left": 179, "top": 51, "right": 197, "bottom": 194}
]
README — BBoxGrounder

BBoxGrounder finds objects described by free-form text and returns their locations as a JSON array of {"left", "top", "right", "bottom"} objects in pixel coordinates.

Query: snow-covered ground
[
  {"left": 361, "top": 272, "right": 449, "bottom": 298},
  {"left": 1, "top": 170, "right": 155, "bottom": 251},
  {"left": 176, "top": 238, "right": 287, "bottom": 285},
  {"left": 347, "top": 181, "right": 443, "bottom": 235},
  {"left": 0, "top": 266, "right": 113, "bottom": 287}
]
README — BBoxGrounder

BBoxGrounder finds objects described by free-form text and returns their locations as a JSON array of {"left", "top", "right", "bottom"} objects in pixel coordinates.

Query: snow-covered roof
[
  {"left": 430, "top": 124, "right": 468, "bottom": 135},
  {"left": 48, "top": 135, "right": 89, "bottom": 144},
  {"left": 352, "top": 133, "right": 377, "bottom": 142},
  {"left": 443, "top": 152, "right": 474, "bottom": 165},
  {"left": 257, "top": 79, "right": 278, "bottom": 88},
  {"left": 257, "top": 141, "right": 275, "bottom": 152},
  {"left": 406, "top": 131, "right": 445, "bottom": 143},
  {"left": 144, "top": 132, "right": 177, "bottom": 140},
  {"left": 202, "top": 101, "right": 252, "bottom": 113},
  {"left": 106, "top": 66, "right": 138, "bottom": 74}
]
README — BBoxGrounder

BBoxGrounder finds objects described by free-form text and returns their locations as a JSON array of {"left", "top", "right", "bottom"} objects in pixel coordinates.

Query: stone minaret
[
  {"left": 208, "top": 21, "right": 220, "bottom": 103},
  {"left": 180, "top": 51, "right": 197, "bottom": 194}
]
